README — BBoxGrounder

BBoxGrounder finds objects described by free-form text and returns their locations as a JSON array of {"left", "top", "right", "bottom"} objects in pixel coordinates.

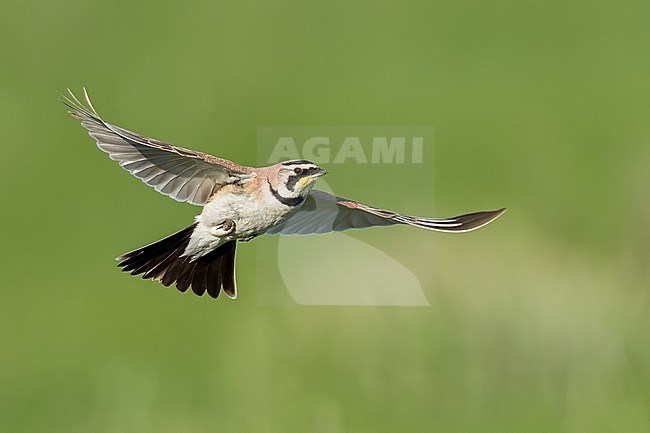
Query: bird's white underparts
[{"left": 63, "top": 88, "right": 506, "bottom": 300}]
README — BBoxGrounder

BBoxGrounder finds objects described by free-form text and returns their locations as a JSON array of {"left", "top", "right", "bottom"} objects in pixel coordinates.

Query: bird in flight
[{"left": 63, "top": 89, "right": 505, "bottom": 300}]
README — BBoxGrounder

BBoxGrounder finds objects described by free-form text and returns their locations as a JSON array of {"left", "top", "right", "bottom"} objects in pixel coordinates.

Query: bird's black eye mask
[{"left": 286, "top": 167, "right": 318, "bottom": 191}]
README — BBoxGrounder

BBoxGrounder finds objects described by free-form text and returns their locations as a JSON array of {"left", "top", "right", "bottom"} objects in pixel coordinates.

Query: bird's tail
[{"left": 116, "top": 223, "right": 237, "bottom": 299}]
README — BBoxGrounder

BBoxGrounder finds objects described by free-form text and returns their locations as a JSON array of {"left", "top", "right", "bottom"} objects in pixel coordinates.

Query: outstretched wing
[
  {"left": 62, "top": 88, "right": 255, "bottom": 205},
  {"left": 266, "top": 189, "right": 506, "bottom": 235}
]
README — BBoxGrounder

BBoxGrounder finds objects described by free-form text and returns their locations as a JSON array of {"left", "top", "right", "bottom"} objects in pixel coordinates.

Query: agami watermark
[
  {"left": 256, "top": 126, "right": 435, "bottom": 306},
  {"left": 267, "top": 135, "right": 424, "bottom": 164}
]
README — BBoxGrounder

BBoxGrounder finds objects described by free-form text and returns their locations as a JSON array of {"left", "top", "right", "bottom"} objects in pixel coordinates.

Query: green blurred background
[{"left": 1, "top": 1, "right": 649, "bottom": 432}]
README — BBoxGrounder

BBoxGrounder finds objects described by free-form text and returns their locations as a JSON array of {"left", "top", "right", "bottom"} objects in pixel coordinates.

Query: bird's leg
[
  {"left": 239, "top": 234, "right": 258, "bottom": 242},
  {"left": 210, "top": 219, "right": 236, "bottom": 237}
]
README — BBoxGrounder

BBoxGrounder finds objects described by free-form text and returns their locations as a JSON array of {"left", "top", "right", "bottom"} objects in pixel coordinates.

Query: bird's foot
[{"left": 210, "top": 219, "right": 236, "bottom": 237}]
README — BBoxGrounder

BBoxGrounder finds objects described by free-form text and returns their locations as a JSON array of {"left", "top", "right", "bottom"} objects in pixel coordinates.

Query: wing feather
[
  {"left": 63, "top": 88, "right": 255, "bottom": 205},
  {"left": 267, "top": 189, "right": 505, "bottom": 235}
]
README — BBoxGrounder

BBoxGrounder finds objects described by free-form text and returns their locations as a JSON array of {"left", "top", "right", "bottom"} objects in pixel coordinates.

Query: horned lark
[{"left": 63, "top": 89, "right": 505, "bottom": 300}]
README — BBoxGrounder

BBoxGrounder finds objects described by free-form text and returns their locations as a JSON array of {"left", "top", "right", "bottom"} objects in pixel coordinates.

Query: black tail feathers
[{"left": 116, "top": 224, "right": 237, "bottom": 299}]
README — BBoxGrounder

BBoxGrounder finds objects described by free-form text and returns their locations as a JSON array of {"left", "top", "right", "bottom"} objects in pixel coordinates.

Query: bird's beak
[{"left": 313, "top": 168, "right": 329, "bottom": 177}]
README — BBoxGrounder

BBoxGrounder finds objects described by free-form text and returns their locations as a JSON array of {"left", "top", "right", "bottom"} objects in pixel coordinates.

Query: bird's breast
[{"left": 199, "top": 188, "right": 293, "bottom": 238}]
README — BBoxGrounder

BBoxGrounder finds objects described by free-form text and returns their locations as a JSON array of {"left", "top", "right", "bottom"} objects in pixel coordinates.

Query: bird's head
[{"left": 271, "top": 160, "right": 328, "bottom": 198}]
